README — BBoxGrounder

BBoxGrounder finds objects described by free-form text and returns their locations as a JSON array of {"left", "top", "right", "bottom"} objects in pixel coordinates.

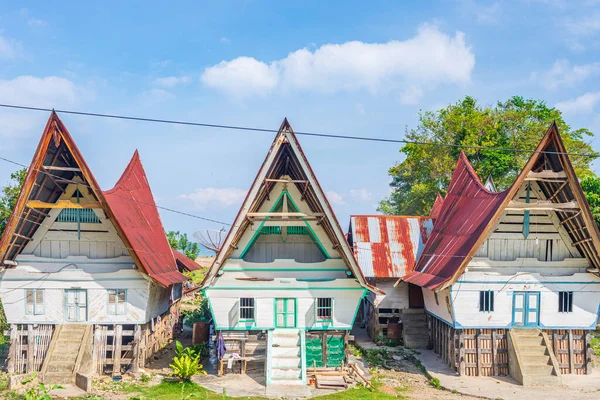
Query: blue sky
[{"left": 1, "top": 0, "right": 600, "bottom": 252}]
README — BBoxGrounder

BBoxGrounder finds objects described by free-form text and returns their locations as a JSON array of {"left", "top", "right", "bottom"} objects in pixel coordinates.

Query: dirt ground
[{"left": 366, "top": 354, "right": 480, "bottom": 400}]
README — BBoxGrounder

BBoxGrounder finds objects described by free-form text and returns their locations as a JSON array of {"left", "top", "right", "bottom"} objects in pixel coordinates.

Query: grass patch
[
  {"left": 591, "top": 336, "right": 600, "bottom": 357},
  {"left": 310, "top": 385, "right": 401, "bottom": 400}
]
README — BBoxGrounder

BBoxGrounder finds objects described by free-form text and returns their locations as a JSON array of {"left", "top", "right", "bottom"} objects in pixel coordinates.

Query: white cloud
[
  {"left": 153, "top": 76, "right": 192, "bottom": 88},
  {"left": 349, "top": 189, "right": 373, "bottom": 202},
  {"left": 0, "top": 34, "right": 20, "bottom": 59},
  {"left": 141, "top": 88, "right": 176, "bottom": 103},
  {"left": 180, "top": 188, "right": 247, "bottom": 209},
  {"left": 220, "top": 37, "right": 231, "bottom": 44},
  {"left": 564, "top": 12, "right": 600, "bottom": 38},
  {"left": 531, "top": 59, "right": 600, "bottom": 89},
  {"left": 28, "top": 18, "right": 47, "bottom": 28},
  {"left": 399, "top": 85, "right": 424, "bottom": 105},
  {"left": 0, "top": 76, "right": 78, "bottom": 106},
  {"left": 555, "top": 91, "right": 600, "bottom": 114},
  {"left": 461, "top": 0, "right": 503, "bottom": 25},
  {"left": 201, "top": 24, "right": 475, "bottom": 100},
  {"left": 326, "top": 191, "right": 345, "bottom": 205}
]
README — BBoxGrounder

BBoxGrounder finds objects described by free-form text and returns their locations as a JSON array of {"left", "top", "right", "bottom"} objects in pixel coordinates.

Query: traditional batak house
[
  {"left": 403, "top": 123, "right": 600, "bottom": 385},
  {"left": 347, "top": 215, "right": 433, "bottom": 347},
  {"left": 0, "top": 112, "right": 195, "bottom": 384},
  {"left": 201, "top": 119, "right": 379, "bottom": 385}
]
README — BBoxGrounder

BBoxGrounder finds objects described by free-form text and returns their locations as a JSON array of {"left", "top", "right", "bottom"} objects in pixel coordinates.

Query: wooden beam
[
  {"left": 568, "top": 330, "right": 574, "bottom": 373},
  {"left": 264, "top": 178, "right": 308, "bottom": 184},
  {"left": 42, "top": 165, "right": 81, "bottom": 172},
  {"left": 12, "top": 233, "right": 33, "bottom": 241},
  {"left": 547, "top": 181, "right": 569, "bottom": 201},
  {"left": 560, "top": 211, "right": 582, "bottom": 225},
  {"left": 26, "top": 199, "right": 100, "bottom": 209},
  {"left": 506, "top": 200, "right": 579, "bottom": 211},
  {"left": 246, "top": 212, "right": 322, "bottom": 218},
  {"left": 25, "top": 207, "right": 51, "bottom": 218},
  {"left": 572, "top": 238, "right": 592, "bottom": 247},
  {"left": 526, "top": 170, "right": 567, "bottom": 180}
]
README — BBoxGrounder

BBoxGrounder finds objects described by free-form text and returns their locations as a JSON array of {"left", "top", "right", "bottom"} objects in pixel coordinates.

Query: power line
[
  {"left": 0, "top": 154, "right": 231, "bottom": 226},
  {"left": 0, "top": 103, "right": 598, "bottom": 158}
]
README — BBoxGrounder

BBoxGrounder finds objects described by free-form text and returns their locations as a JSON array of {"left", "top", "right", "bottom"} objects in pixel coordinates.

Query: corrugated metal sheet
[
  {"left": 404, "top": 152, "right": 509, "bottom": 290},
  {"left": 104, "top": 151, "right": 187, "bottom": 286},
  {"left": 350, "top": 215, "right": 433, "bottom": 278},
  {"left": 173, "top": 250, "right": 202, "bottom": 272}
]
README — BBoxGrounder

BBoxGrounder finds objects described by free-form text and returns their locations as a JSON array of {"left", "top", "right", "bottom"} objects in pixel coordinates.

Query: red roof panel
[
  {"left": 404, "top": 152, "right": 509, "bottom": 289},
  {"left": 350, "top": 215, "right": 433, "bottom": 278},
  {"left": 173, "top": 249, "right": 202, "bottom": 272},
  {"left": 104, "top": 151, "right": 187, "bottom": 286}
]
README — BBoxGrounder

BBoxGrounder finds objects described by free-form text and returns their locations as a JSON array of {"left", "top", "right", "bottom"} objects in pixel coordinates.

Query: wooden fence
[
  {"left": 7, "top": 324, "right": 53, "bottom": 374},
  {"left": 428, "top": 315, "right": 508, "bottom": 377},
  {"left": 93, "top": 304, "right": 181, "bottom": 375},
  {"left": 544, "top": 329, "right": 591, "bottom": 375}
]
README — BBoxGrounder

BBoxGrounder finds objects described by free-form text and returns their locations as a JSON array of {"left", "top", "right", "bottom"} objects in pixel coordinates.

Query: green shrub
[
  {"left": 169, "top": 355, "right": 207, "bottom": 381},
  {"left": 174, "top": 340, "right": 208, "bottom": 359},
  {"left": 182, "top": 297, "right": 212, "bottom": 326},
  {"left": 429, "top": 377, "right": 441, "bottom": 389}
]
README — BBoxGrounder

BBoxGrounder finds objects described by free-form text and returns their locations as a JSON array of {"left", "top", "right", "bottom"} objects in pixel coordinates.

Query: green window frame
[
  {"left": 108, "top": 289, "right": 127, "bottom": 315},
  {"left": 316, "top": 298, "right": 333, "bottom": 322},
  {"left": 239, "top": 298, "right": 255, "bottom": 322},
  {"left": 25, "top": 289, "right": 44, "bottom": 315}
]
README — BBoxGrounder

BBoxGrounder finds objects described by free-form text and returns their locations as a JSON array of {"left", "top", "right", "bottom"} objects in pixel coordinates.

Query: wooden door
[
  {"left": 64, "top": 289, "right": 87, "bottom": 322},
  {"left": 274, "top": 298, "right": 296, "bottom": 328},
  {"left": 512, "top": 291, "right": 540, "bottom": 327},
  {"left": 408, "top": 283, "right": 425, "bottom": 308}
]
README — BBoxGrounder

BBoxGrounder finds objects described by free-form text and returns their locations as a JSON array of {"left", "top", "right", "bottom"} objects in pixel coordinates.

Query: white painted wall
[
  {"left": 451, "top": 270, "right": 600, "bottom": 329},
  {"left": 0, "top": 255, "right": 161, "bottom": 324},
  {"left": 368, "top": 279, "right": 409, "bottom": 310},
  {"left": 423, "top": 287, "right": 454, "bottom": 325}
]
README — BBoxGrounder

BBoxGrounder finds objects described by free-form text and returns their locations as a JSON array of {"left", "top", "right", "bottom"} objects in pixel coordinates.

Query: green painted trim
[
  {"left": 285, "top": 192, "right": 330, "bottom": 259},
  {"left": 221, "top": 267, "right": 348, "bottom": 272},
  {"left": 274, "top": 297, "right": 297, "bottom": 328},
  {"left": 239, "top": 191, "right": 286, "bottom": 258},
  {"left": 300, "top": 330, "right": 307, "bottom": 385},
  {"left": 215, "top": 326, "right": 352, "bottom": 331},
  {"left": 204, "top": 292, "right": 219, "bottom": 330},
  {"left": 207, "top": 286, "right": 364, "bottom": 291},
  {"left": 350, "top": 289, "right": 367, "bottom": 326}
]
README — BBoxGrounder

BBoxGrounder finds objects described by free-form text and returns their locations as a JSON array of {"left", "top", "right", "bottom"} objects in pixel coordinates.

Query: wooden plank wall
[
  {"left": 7, "top": 324, "right": 53, "bottom": 374},
  {"left": 544, "top": 329, "right": 590, "bottom": 374},
  {"left": 93, "top": 303, "right": 181, "bottom": 375},
  {"left": 366, "top": 301, "right": 400, "bottom": 340},
  {"left": 428, "top": 315, "right": 508, "bottom": 377}
]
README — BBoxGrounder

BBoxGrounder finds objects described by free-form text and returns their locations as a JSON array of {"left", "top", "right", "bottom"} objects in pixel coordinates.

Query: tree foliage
[
  {"left": 0, "top": 168, "right": 27, "bottom": 236},
  {"left": 581, "top": 176, "right": 600, "bottom": 227},
  {"left": 379, "top": 96, "right": 597, "bottom": 216},
  {"left": 167, "top": 230, "right": 201, "bottom": 260}
]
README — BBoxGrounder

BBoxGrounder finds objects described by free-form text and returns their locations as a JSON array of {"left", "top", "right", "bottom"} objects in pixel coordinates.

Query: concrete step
[
  {"left": 403, "top": 315, "right": 427, "bottom": 323},
  {"left": 46, "top": 361, "right": 75, "bottom": 373},
  {"left": 404, "top": 327, "right": 429, "bottom": 335},
  {"left": 48, "top": 353, "right": 79, "bottom": 363},
  {"left": 43, "top": 372, "right": 75, "bottom": 385},
  {"left": 402, "top": 308, "right": 425, "bottom": 315},
  {"left": 521, "top": 355, "right": 552, "bottom": 366},
  {"left": 269, "top": 377, "right": 304, "bottom": 385},
  {"left": 271, "top": 367, "right": 301, "bottom": 379},
  {"left": 523, "top": 375, "right": 561, "bottom": 386},
  {"left": 516, "top": 337, "right": 544, "bottom": 346},
  {"left": 521, "top": 364, "right": 554, "bottom": 375},
  {"left": 271, "top": 356, "right": 301, "bottom": 368},
  {"left": 271, "top": 346, "right": 301, "bottom": 358},
  {"left": 404, "top": 338, "right": 429, "bottom": 349},
  {"left": 511, "top": 329, "right": 540, "bottom": 336},
  {"left": 518, "top": 345, "right": 548, "bottom": 356},
  {"left": 272, "top": 337, "right": 300, "bottom": 347}
]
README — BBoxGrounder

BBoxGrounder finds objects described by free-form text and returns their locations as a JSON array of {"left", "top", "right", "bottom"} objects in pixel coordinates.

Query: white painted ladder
[{"left": 267, "top": 329, "right": 306, "bottom": 385}]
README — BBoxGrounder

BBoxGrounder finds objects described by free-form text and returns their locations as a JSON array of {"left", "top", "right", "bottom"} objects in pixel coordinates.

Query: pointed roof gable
[
  {"left": 404, "top": 123, "right": 600, "bottom": 290},
  {"left": 0, "top": 112, "right": 186, "bottom": 287},
  {"left": 430, "top": 193, "right": 445, "bottom": 219},
  {"left": 201, "top": 118, "right": 379, "bottom": 293},
  {"left": 104, "top": 151, "right": 187, "bottom": 286}
]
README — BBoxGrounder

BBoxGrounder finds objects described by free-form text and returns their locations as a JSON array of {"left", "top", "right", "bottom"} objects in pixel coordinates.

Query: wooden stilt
[
  {"left": 26, "top": 325, "right": 34, "bottom": 373},
  {"left": 113, "top": 325, "right": 123, "bottom": 375},
  {"left": 132, "top": 325, "right": 141, "bottom": 373},
  {"left": 491, "top": 329, "right": 497, "bottom": 376}
]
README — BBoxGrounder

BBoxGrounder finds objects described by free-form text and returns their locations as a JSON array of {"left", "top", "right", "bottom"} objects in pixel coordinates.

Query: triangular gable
[
  {"left": 484, "top": 176, "right": 497, "bottom": 192},
  {"left": 201, "top": 119, "right": 379, "bottom": 293},
  {"left": 0, "top": 112, "right": 186, "bottom": 287},
  {"left": 405, "top": 122, "right": 600, "bottom": 290},
  {"left": 430, "top": 193, "right": 445, "bottom": 220}
]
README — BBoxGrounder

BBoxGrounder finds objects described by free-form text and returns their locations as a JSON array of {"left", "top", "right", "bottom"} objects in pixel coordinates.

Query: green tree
[
  {"left": 0, "top": 168, "right": 26, "bottom": 237},
  {"left": 167, "top": 230, "right": 201, "bottom": 260},
  {"left": 581, "top": 176, "right": 600, "bottom": 227},
  {"left": 379, "top": 96, "right": 597, "bottom": 216}
]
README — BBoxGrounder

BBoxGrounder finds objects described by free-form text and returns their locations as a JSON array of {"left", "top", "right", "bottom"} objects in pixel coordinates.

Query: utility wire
[
  {"left": 0, "top": 154, "right": 231, "bottom": 226},
  {"left": 0, "top": 103, "right": 598, "bottom": 157}
]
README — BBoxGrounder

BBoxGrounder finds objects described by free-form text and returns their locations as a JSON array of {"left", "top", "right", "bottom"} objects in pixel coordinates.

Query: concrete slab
[
  {"left": 47, "top": 384, "right": 87, "bottom": 398},
  {"left": 417, "top": 349, "right": 600, "bottom": 400},
  {"left": 192, "top": 372, "right": 341, "bottom": 399}
]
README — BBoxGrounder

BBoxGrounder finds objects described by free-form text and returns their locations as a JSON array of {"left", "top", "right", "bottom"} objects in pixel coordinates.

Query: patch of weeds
[
  {"left": 413, "top": 358, "right": 427, "bottom": 375},
  {"left": 0, "top": 374, "right": 8, "bottom": 391},
  {"left": 139, "top": 373, "right": 151, "bottom": 384},
  {"left": 363, "top": 348, "right": 390, "bottom": 367},
  {"left": 591, "top": 337, "right": 600, "bottom": 357},
  {"left": 348, "top": 343, "right": 363, "bottom": 357},
  {"left": 452, "top": 389, "right": 458, "bottom": 394},
  {"left": 370, "top": 375, "right": 384, "bottom": 389},
  {"left": 429, "top": 377, "right": 442, "bottom": 390}
]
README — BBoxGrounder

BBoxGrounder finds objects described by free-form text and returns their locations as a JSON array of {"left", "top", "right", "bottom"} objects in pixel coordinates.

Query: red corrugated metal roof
[
  {"left": 350, "top": 215, "right": 433, "bottom": 278},
  {"left": 104, "top": 151, "right": 187, "bottom": 286},
  {"left": 404, "top": 152, "right": 509, "bottom": 289},
  {"left": 430, "top": 193, "right": 444, "bottom": 219},
  {"left": 173, "top": 249, "right": 202, "bottom": 272}
]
